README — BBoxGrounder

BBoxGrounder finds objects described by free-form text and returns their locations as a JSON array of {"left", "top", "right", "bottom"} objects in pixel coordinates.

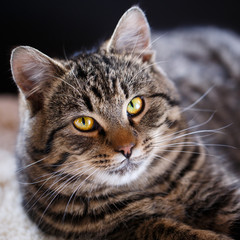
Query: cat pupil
[
  {"left": 82, "top": 117, "right": 85, "bottom": 125},
  {"left": 130, "top": 101, "right": 134, "bottom": 108}
]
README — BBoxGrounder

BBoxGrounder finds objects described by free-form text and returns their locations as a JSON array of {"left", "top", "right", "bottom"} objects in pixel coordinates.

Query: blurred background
[{"left": 1, "top": 0, "right": 240, "bottom": 94}]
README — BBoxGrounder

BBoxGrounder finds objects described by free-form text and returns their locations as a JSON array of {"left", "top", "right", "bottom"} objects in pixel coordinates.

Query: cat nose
[{"left": 115, "top": 143, "right": 135, "bottom": 159}]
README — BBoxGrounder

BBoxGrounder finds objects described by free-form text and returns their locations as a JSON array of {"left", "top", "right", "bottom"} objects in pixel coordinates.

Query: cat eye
[
  {"left": 127, "top": 96, "right": 144, "bottom": 117},
  {"left": 73, "top": 116, "right": 95, "bottom": 132}
]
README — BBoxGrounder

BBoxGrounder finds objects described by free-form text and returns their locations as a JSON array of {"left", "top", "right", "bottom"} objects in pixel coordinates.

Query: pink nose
[{"left": 115, "top": 143, "right": 135, "bottom": 159}]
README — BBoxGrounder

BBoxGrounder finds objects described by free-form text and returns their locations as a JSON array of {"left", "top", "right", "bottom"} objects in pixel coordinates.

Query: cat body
[
  {"left": 153, "top": 27, "right": 240, "bottom": 170},
  {"left": 11, "top": 7, "right": 240, "bottom": 240}
]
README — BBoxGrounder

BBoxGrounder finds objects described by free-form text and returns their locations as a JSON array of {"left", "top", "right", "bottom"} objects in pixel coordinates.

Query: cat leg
[{"left": 134, "top": 218, "right": 232, "bottom": 240}]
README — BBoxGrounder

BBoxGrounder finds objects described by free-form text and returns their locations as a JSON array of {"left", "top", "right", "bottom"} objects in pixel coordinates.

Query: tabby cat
[{"left": 10, "top": 6, "right": 240, "bottom": 240}]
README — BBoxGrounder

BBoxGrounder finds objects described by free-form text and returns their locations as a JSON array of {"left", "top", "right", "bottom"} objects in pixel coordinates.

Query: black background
[{"left": 1, "top": 0, "right": 240, "bottom": 94}]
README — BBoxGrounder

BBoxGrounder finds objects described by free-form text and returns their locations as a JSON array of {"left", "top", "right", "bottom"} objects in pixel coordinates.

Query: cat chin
[{"left": 95, "top": 158, "right": 151, "bottom": 186}]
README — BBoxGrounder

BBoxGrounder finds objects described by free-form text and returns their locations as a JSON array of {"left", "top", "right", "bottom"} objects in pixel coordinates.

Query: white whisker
[
  {"left": 181, "top": 85, "right": 215, "bottom": 113},
  {"left": 16, "top": 156, "right": 48, "bottom": 173}
]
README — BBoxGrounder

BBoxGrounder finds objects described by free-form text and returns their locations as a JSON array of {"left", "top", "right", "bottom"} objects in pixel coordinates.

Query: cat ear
[
  {"left": 106, "top": 6, "right": 153, "bottom": 61},
  {"left": 11, "top": 46, "right": 65, "bottom": 112}
]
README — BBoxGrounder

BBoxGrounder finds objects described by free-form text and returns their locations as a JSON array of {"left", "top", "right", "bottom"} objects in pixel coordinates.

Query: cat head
[{"left": 11, "top": 7, "right": 181, "bottom": 189}]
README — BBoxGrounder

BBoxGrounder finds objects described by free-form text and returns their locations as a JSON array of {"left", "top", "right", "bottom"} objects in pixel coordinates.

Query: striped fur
[{"left": 11, "top": 7, "right": 240, "bottom": 240}]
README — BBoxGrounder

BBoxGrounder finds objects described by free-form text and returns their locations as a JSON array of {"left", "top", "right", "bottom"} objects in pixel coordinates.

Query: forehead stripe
[
  {"left": 149, "top": 93, "right": 179, "bottom": 107},
  {"left": 120, "top": 82, "right": 129, "bottom": 99},
  {"left": 91, "top": 86, "right": 102, "bottom": 99},
  {"left": 82, "top": 94, "right": 93, "bottom": 111}
]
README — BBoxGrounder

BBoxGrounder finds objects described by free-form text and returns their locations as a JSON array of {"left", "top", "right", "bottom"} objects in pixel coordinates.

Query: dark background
[{"left": 1, "top": 0, "right": 240, "bottom": 94}]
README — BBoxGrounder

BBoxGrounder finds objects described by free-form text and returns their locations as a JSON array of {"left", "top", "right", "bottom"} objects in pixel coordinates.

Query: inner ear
[{"left": 106, "top": 6, "right": 154, "bottom": 61}]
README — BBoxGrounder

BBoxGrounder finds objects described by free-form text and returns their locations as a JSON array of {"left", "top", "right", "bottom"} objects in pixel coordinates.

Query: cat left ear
[
  {"left": 106, "top": 6, "right": 153, "bottom": 62},
  {"left": 10, "top": 46, "right": 66, "bottom": 113}
]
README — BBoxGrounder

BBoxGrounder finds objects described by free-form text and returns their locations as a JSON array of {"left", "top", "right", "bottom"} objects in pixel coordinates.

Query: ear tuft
[{"left": 107, "top": 6, "right": 153, "bottom": 60}]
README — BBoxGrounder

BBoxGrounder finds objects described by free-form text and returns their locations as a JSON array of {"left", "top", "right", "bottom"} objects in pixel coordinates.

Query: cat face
[{"left": 11, "top": 7, "right": 181, "bottom": 189}]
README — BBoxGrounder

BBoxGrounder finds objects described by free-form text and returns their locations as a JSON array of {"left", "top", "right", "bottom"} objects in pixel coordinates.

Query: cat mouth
[{"left": 109, "top": 157, "right": 144, "bottom": 175}]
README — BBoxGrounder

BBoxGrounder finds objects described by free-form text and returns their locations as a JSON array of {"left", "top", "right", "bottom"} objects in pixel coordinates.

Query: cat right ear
[
  {"left": 10, "top": 46, "right": 65, "bottom": 112},
  {"left": 106, "top": 6, "right": 154, "bottom": 62}
]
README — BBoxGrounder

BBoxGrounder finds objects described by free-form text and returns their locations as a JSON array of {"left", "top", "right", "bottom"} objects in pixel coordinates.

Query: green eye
[
  {"left": 127, "top": 97, "right": 144, "bottom": 116},
  {"left": 73, "top": 117, "right": 95, "bottom": 131}
]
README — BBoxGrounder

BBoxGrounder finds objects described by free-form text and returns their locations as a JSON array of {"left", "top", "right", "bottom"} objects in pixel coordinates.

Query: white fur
[{"left": 95, "top": 149, "right": 152, "bottom": 186}]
